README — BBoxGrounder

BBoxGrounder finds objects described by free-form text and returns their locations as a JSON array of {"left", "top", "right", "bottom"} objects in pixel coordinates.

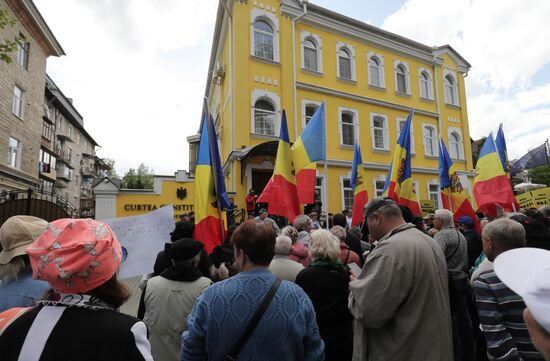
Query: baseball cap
[
  {"left": 494, "top": 248, "right": 550, "bottom": 333},
  {"left": 457, "top": 216, "right": 474, "bottom": 226},
  {"left": 0, "top": 216, "right": 48, "bottom": 264}
]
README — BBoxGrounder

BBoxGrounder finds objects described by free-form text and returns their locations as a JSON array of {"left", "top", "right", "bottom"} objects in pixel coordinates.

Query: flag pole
[{"left": 323, "top": 100, "right": 329, "bottom": 228}]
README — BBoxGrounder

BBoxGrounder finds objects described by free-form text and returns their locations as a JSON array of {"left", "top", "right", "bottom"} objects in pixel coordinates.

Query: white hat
[{"left": 494, "top": 248, "right": 550, "bottom": 333}]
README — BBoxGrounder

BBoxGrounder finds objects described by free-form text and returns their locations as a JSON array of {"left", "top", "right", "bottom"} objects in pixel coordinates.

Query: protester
[
  {"left": 181, "top": 220, "right": 324, "bottom": 360},
  {"left": 0, "top": 218, "right": 153, "bottom": 361},
  {"left": 0, "top": 216, "right": 49, "bottom": 312},
  {"left": 330, "top": 225, "right": 361, "bottom": 266},
  {"left": 296, "top": 230, "right": 353, "bottom": 361},
  {"left": 269, "top": 235, "right": 304, "bottom": 282},
  {"left": 282, "top": 225, "right": 310, "bottom": 267},
  {"left": 226, "top": 197, "right": 236, "bottom": 227},
  {"left": 433, "top": 209, "right": 474, "bottom": 361},
  {"left": 412, "top": 215, "right": 428, "bottom": 233},
  {"left": 493, "top": 247, "right": 550, "bottom": 360},
  {"left": 349, "top": 198, "right": 452, "bottom": 361},
  {"left": 310, "top": 212, "right": 321, "bottom": 230},
  {"left": 209, "top": 242, "right": 237, "bottom": 282},
  {"left": 245, "top": 189, "right": 257, "bottom": 218},
  {"left": 139, "top": 238, "right": 211, "bottom": 361},
  {"left": 473, "top": 219, "right": 544, "bottom": 360},
  {"left": 457, "top": 215, "right": 483, "bottom": 269},
  {"left": 293, "top": 214, "right": 313, "bottom": 247},
  {"left": 424, "top": 213, "right": 435, "bottom": 231},
  {"left": 343, "top": 209, "right": 353, "bottom": 228},
  {"left": 256, "top": 208, "right": 280, "bottom": 235},
  {"left": 332, "top": 213, "right": 363, "bottom": 263}
]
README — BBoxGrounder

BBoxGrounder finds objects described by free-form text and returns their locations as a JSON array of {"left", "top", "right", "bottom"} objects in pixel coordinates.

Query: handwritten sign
[
  {"left": 104, "top": 205, "right": 175, "bottom": 279},
  {"left": 515, "top": 187, "right": 550, "bottom": 209},
  {"left": 516, "top": 192, "right": 536, "bottom": 209},
  {"left": 420, "top": 200, "right": 436, "bottom": 216}
]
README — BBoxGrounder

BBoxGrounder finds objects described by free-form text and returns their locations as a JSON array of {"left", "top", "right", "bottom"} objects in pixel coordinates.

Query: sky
[{"left": 34, "top": 0, "right": 550, "bottom": 176}]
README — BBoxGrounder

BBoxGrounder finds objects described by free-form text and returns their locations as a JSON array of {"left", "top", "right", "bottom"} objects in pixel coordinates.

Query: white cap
[{"left": 494, "top": 248, "right": 550, "bottom": 333}]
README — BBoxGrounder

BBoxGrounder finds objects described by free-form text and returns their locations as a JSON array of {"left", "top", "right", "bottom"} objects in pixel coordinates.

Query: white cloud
[
  {"left": 382, "top": 0, "right": 550, "bottom": 160},
  {"left": 34, "top": 0, "right": 218, "bottom": 176}
]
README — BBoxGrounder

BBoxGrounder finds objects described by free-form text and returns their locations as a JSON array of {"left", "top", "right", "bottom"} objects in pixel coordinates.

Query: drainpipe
[
  {"left": 432, "top": 47, "right": 442, "bottom": 140},
  {"left": 292, "top": 1, "right": 308, "bottom": 140}
]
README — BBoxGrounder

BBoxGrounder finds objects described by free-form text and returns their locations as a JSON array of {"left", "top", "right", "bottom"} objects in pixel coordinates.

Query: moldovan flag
[
  {"left": 291, "top": 104, "right": 326, "bottom": 204},
  {"left": 439, "top": 138, "right": 481, "bottom": 234},
  {"left": 350, "top": 143, "right": 369, "bottom": 227},
  {"left": 194, "top": 111, "right": 225, "bottom": 254},
  {"left": 382, "top": 110, "right": 421, "bottom": 215},
  {"left": 473, "top": 133, "right": 518, "bottom": 217},
  {"left": 258, "top": 111, "right": 301, "bottom": 221},
  {"left": 495, "top": 123, "right": 510, "bottom": 175}
]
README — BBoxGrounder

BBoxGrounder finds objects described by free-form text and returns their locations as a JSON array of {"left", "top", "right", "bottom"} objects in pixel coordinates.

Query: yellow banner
[
  {"left": 515, "top": 187, "right": 550, "bottom": 209},
  {"left": 515, "top": 192, "right": 536, "bottom": 209},
  {"left": 420, "top": 199, "right": 436, "bottom": 216}
]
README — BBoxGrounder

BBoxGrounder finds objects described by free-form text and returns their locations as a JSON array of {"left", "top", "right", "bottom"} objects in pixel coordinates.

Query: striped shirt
[{"left": 473, "top": 270, "right": 544, "bottom": 360}]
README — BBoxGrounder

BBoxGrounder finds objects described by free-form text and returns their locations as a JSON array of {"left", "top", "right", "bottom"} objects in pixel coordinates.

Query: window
[
  {"left": 42, "top": 120, "right": 54, "bottom": 142},
  {"left": 397, "top": 118, "right": 414, "bottom": 153},
  {"left": 444, "top": 74, "right": 459, "bottom": 105},
  {"left": 429, "top": 183, "right": 441, "bottom": 210},
  {"left": 420, "top": 71, "right": 430, "bottom": 99},
  {"left": 76, "top": 133, "right": 81, "bottom": 145},
  {"left": 342, "top": 178, "right": 354, "bottom": 211},
  {"left": 423, "top": 125, "right": 438, "bottom": 157},
  {"left": 39, "top": 179, "right": 53, "bottom": 194},
  {"left": 369, "top": 57, "right": 381, "bottom": 87},
  {"left": 253, "top": 99, "right": 276, "bottom": 136},
  {"left": 254, "top": 20, "right": 274, "bottom": 61},
  {"left": 374, "top": 179, "right": 386, "bottom": 197},
  {"left": 59, "top": 116, "right": 65, "bottom": 131},
  {"left": 448, "top": 130, "right": 464, "bottom": 160},
  {"left": 339, "top": 110, "right": 356, "bottom": 146},
  {"left": 12, "top": 86, "right": 24, "bottom": 118},
  {"left": 396, "top": 65, "right": 407, "bottom": 93},
  {"left": 305, "top": 104, "right": 319, "bottom": 125},
  {"left": 8, "top": 137, "right": 20, "bottom": 168},
  {"left": 17, "top": 39, "right": 29, "bottom": 70},
  {"left": 370, "top": 113, "right": 389, "bottom": 150},
  {"left": 338, "top": 48, "right": 352, "bottom": 80},
  {"left": 67, "top": 147, "right": 73, "bottom": 163},
  {"left": 68, "top": 125, "right": 73, "bottom": 139},
  {"left": 303, "top": 39, "right": 318, "bottom": 71}
]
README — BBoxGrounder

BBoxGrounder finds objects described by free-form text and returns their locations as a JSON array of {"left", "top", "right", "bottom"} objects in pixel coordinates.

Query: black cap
[{"left": 165, "top": 238, "right": 204, "bottom": 262}]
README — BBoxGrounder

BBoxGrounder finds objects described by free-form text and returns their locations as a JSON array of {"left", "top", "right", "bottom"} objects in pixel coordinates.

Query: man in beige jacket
[{"left": 348, "top": 198, "right": 453, "bottom": 361}]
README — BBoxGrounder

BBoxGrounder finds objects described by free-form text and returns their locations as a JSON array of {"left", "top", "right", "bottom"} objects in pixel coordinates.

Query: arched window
[
  {"left": 396, "top": 64, "right": 407, "bottom": 93},
  {"left": 369, "top": 56, "right": 381, "bottom": 87},
  {"left": 445, "top": 74, "right": 458, "bottom": 105},
  {"left": 338, "top": 48, "right": 352, "bottom": 80},
  {"left": 254, "top": 20, "right": 274, "bottom": 60},
  {"left": 423, "top": 125, "right": 437, "bottom": 157},
  {"left": 340, "top": 112, "right": 355, "bottom": 146},
  {"left": 305, "top": 104, "right": 319, "bottom": 125},
  {"left": 303, "top": 39, "right": 318, "bottom": 71},
  {"left": 254, "top": 99, "right": 276, "bottom": 136},
  {"left": 420, "top": 71, "right": 430, "bottom": 99},
  {"left": 449, "top": 131, "right": 464, "bottom": 160}
]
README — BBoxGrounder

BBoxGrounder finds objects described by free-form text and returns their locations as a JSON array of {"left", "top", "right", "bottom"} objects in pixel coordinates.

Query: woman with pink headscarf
[{"left": 0, "top": 218, "right": 153, "bottom": 361}]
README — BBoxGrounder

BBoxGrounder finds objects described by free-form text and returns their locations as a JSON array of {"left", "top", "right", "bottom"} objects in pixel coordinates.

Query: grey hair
[
  {"left": 308, "top": 229, "right": 340, "bottom": 262},
  {"left": 482, "top": 218, "right": 526, "bottom": 251},
  {"left": 293, "top": 215, "right": 312, "bottom": 232},
  {"left": 330, "top": 225, "right": 346, "bottom": 242},
  {"left": 281, "top": 226, "right": 298, "bottom": 244},
  {"left": 539, "top": 205, "right": 550, "bottom": 217},
  {"left": 274, "top": 235, "right": 292, "bottom": 255},
  {"left": 435, "top": 209, "right": 454, "bottom": 227},
  {"left": 364, "top": 198, "right": 402, "bottom": 219}
]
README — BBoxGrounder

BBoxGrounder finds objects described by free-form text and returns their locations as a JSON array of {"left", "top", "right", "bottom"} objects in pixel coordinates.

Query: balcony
[
  {"left": 81, "top": 167, "right": 95, "bottom": 177},
  {"left": 57, "top": 133, "right": 73, "bottom": 143},
  {"left": 80, "top": 187, "right": 92, "bottom": 198},
  {"left": 57, "top": 164, "right": 73, "bottom": 182},
  {"left": 55, "top": 148, "right": 73, "bottom": 167},
  {"left": 55, "top": 178, "right": 69, "bottom": 188},
  {"left": 39, "top": 162, "right": 56, "bottom": 181}
]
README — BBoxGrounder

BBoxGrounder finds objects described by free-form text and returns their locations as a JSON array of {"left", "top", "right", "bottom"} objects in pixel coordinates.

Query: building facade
[
  {"left": 0, "top": 0, "right": 64, "bottom": 193},
  {"left": 190, "top": 0, "right": 475, "bottom": 216}
]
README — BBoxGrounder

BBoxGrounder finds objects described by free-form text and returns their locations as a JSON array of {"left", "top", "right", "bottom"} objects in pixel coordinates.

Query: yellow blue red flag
[{"left": 350, "top": 143, "right": 368, "bottom": 227}]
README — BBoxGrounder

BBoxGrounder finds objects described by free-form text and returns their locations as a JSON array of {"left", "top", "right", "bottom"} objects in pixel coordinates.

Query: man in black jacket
[
  {"left": 332, "top": 213, "right": 363, "bottom": 263},
  {"left": 457, "top": 216, "right": 482, "bottom": 269}
]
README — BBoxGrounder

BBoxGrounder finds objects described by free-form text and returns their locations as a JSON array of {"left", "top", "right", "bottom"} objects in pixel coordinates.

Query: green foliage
[
  {"left": 102, "top": 158, "right": 120, "bottom": 180},
  {"left": 528, "top": 165, "right": 550, "bottom": 186},
  {"left": 0, "top": 8, "right": 26, "bottom": 64},
  {"left": 123, "top": 163, "right": 154, "bottom": 189},
  {"left": 472, "top": 136, "right": 487, "bottom": 166}
]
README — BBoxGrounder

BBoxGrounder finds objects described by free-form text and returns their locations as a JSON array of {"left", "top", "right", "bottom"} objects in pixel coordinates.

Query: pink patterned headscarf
[{"left": 26, "top": 218, "right": 122, "bottom": 293}]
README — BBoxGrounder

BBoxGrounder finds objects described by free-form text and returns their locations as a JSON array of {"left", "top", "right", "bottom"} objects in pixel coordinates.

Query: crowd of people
[{"left": 0, "top": 201, "right": 550, "bottom": 361}]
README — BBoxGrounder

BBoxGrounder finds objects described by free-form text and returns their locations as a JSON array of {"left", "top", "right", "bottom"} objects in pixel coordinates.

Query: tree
[
  {"left": 1, "top": 8, "right": 25, "bottom": 64},
  {"left": 471, "top": 136, "right": 486, "bottom": 166},
  {"left": 528, "top": 165, "right": 550, "bottom": 186},
  {"left": 123, "top": 163, "right": 154, "bottom": 189},
  {"left": 102, "top": 158, "right": 120, "bottom": 180}
]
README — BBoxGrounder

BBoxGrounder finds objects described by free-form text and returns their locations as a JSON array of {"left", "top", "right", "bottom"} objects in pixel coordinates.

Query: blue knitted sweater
[{"left": 180, "top": 269, "right": 324, "bottom": 361}]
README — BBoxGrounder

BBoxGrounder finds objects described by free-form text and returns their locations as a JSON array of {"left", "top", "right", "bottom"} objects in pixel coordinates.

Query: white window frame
[
  {"left": 68, "top": 125, "right": 73, "bottom": 140},
  {"left": 427, "top": 180, "right": 442, "bottom": 210},
  {"left": 370, "top": 113, "right": 390, "bottom": 151},
  {"left": 76, "top": 133, "right": 81, "bottom": 145},
  {"left": 396, "top": 117, "right": 415, "bottom": 154},
  {"left": 251, "top": 89, "right": 281, "bottom": 137},
  {"left": 338, "top": 107, "right": 358, "bottom": 147},
  {"left": 336, "top": 42, "right": 356, "bottom": 81},
  {"left": 422, "top": 124, "right": 438, "bottom": 157},
  {"left": 443, "top": 69, "right": 459, "bottom": 106},
  {"left": 393, "top": 60, "right": 411, "bottom": 95},
  {"left": 340, "top": 175, "right": 354, "bottom": 211},
  {"left": 12, "top": 85, "right": 24, "bottom": 119},
  {"left": 301, "top": 99, "right": 322, "bottom": 130},
  {"left": 7, "top": 137, "right": 21, "bottom": 169},
  {"left": 367, "top": 51, "right": 385, "bottom": 88},
  {"left": 300, "top": 31, "right": 322, "bottom": 73},
  {"left": 373, "top": 174, "right": 387, "bottom": 198},
  {"left": 17, "top": 39, "right": 29, "bottom": 70},
  {"left": 448, "top": 127, "right": 465, "bottom": 160},
  {"left": 250, "top": 9, "right": 280, "bottom": 63},
  {"left": 418, "top": 67, "right": 433, "bottom": 100}
]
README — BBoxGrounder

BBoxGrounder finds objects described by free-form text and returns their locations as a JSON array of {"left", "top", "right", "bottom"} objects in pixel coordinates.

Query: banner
[
  {"left": 104, "top": 205, "right": 175, "bottom": 279},
  {"left": 515, "top": 187, "right": 550, "bottom": 209},
  {"left": 515, "top": 192, "right": 536, "bottom": 209},
  {"left": 420, "top": 200, "right": 436, "bottom": 216}
]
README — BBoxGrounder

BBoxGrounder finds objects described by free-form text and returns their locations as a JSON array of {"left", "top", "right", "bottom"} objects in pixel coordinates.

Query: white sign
[{"left": 104, "top": 205, "right": 175, "bottom": 279}]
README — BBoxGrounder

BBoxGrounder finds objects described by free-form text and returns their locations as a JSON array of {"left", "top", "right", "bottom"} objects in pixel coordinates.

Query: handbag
[{"left": 224, "top": 278, "right": 282, "bottom": 361}]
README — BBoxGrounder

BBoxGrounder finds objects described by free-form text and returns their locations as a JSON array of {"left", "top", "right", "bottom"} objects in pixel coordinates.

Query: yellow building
[{"left": 188, "top": 0, "right": 474, "bottom": 217}]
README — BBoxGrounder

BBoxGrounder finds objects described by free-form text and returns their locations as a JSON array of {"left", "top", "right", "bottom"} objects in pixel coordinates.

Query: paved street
[{"left": 120, "top": 276, "right": 142, "bottom": 317}]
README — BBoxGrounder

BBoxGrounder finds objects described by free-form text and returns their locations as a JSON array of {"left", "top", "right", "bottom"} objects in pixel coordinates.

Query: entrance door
[{"left": 251, "top": 169, "right": 273, "bottom": 195}]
